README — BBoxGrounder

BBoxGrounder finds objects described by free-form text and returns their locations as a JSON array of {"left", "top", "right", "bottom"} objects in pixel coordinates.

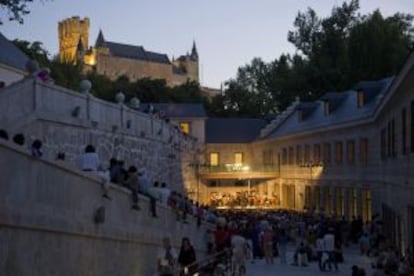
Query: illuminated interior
[{"left": 180, "top": 122, "right": 191, "bottom": 134}]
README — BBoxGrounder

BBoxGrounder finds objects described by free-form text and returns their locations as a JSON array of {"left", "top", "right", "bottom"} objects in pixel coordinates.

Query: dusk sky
[{"left": 1, "top": 0, "right": 413, "bottom": 88}]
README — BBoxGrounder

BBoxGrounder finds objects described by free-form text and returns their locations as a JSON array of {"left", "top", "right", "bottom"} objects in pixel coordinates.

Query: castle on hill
[{"left": 58, "top": 16, "right": 199, "bottom": 86}]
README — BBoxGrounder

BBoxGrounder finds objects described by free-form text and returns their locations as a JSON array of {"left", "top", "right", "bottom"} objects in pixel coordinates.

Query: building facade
[
  {"left": 164, "top": 51, "right": 414, "bottom": 255},
  {"left": 58, "top": 17, "right": 199, "bottom": 86}
]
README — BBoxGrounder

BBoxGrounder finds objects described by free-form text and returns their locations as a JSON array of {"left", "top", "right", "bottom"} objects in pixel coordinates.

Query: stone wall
[
  {"left": 0, "top": 77, "right": 198, "bottom": 194},
  {"left": 0, "top": 64, "right": 25, "bottom": 86},
  {"left": 0, "top": 141, "right": 209, "bottom": 276},
  {"left": 96, "top": 54, "right": 175, "bottom": 83}
]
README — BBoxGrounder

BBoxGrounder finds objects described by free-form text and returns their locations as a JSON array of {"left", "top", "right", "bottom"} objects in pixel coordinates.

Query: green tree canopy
[
  {"left": 210, "top": 0, "right": 413, "bottom": 118},
  {"left": 1, "top": 0, "right": 35, "bottom": 24}
]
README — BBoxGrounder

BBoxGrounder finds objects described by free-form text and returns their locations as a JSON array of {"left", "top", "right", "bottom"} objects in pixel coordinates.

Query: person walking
[
  {"left": 278, "top": 229, "right": 289, "bottom": 264},
  {"left": 157, "top": 237, "right": 177, "bottom": 276},
  {"left": 261, "top": 225, "right": 275, "bottom": 264},
  {"left": 323, "top": 228, "right": 338, "bottom": 271},
  {"left": 178, "top": 237, "right": 197, "bottom": 276},
  {"left": 316, "top": 233, "right": 325, "bottom": 271}
]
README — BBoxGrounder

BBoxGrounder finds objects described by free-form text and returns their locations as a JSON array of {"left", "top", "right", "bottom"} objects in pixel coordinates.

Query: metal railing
[
  {"left": 199, "top": 164, "right": 278, "bottom": 174},
  {"left": 180, "top": 248, "right": 232, "bottom": 276}
]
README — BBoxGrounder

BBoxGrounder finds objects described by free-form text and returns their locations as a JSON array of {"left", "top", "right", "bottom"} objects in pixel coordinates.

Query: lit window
[
  {"left": 179, "top": 122, "right": 191, "bottom": 134},
  {"left": 210, "top": 153, "right": 219, "bottom": 166},
  {"left": 234, "top": 152, "right": 243, "bottom": 164},
  {"left": 357, "top": 90, "right": 365, "bottom": 108}
]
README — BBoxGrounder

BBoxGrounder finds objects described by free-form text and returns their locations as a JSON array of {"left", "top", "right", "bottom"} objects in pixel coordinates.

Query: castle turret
[
  {"left": 95, "top": 30, "right": 106, "bottom": 48},
  {"left": 190, "top": 40, "right": 198, "bottom": 61},
  {"left": 186, "top": 41, "right": 199, "bottom": 83}
]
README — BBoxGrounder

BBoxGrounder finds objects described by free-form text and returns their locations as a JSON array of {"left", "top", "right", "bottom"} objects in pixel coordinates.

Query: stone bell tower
[{"left": 58, "top": 16, "right": 90, "bottom": 64}]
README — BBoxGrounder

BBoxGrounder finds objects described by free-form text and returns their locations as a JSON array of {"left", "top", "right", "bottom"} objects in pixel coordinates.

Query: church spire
[
  {"left": 95, "top": 29, "right": 106, "bottom": 47},
  {"left": 190, "top": 40, "right": 198, "bottom": 61}
]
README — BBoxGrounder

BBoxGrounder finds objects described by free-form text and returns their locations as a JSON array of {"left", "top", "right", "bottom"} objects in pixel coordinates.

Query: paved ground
[{"left": 245, "top": 245, "right": 374, "bottom": 276}]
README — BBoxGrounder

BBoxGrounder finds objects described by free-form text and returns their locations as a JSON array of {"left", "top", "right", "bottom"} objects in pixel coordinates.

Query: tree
[
  {"left": 1, "top": 0, "right": 35, "bottom": 24},
  {"left": 210, "top": 0, "right": 413, "bottom": 118},
  {"left": 13, "top": 39, "right": 49, "bottom": 66},
  {"left": 348, "top": 10, "right": 413, "bottom": 83},
  {"left": 50, "top": 60, "right": 83, "bottom": 91}
]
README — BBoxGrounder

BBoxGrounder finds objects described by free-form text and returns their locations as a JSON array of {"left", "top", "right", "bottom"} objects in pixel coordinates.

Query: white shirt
[
  {"left": 316, "top": 238, "right": 325, "bottom": 252},
  {"left": 323, "top": 233, "right": 335, "bottom": 251},
  {"left": 148, "top": 186, "right": 161, "bottom": 200},
  {"left": 96, "top": 170, "right": 110, "bottom": 182},
  {"left": 157, "top": 246, "right": 177, "bottom": 267},
  {"left": 232, "top": 235, "right": 247, "bottom": 255},
  {"left": 138, "top": 174, "right": 150, "bottom": 194},
  {"left": 160, "top": 188, "right": 171, "bottom": 206},
  {"left": 77, "top": 152, "right": 100, "bottom": 171},
  {"left": 232, "top": 235, "right": 248, "bottom": 265}
]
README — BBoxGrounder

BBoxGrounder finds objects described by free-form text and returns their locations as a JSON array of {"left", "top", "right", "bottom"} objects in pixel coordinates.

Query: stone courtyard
[{"left": 246, "top": 245, "right": 373, "bottom": 276}]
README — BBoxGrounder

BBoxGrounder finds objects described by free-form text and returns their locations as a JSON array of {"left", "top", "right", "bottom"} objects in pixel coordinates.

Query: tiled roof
[
  {"left": 265, "top": 77, "right": 394, "bottom": 139},
  {"left": 95, "top": 31, "right": 170, "bottom": 64},
  {"left": 296, "top": 102, "right": 319, "bottom": 119},
  {"left": 320, "top": 92, "right": 348, "bottom": 112},
  {"left": 0, "top": 32, "right": 29, "bottom": 71},
  {"left": 104, "top": 41, "right": 170, "bottom": 64},
  {"left": 140, "top": 103, "right": 207, "bottom": 118},
  {"left": 206, "top": 118, "right": 267, "bottom": 143},
  {"left": 353, "top": 79, "right": 390, "bottom": 103}
]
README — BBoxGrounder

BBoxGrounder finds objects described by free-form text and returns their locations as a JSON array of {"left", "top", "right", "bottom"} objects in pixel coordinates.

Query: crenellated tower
[{"left": 58, "top": 16, "right": 90, "bottom": 64}]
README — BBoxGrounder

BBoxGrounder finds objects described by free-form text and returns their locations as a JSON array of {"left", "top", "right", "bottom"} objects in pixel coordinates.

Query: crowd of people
[
  {"left": 202, "top": 209, "right": 414, "bottom": 276},
  {"left": 156, "top": 236, "right": 199, "bottom": 276},
  {"left": 1, "top": 130, "right": 222, "bottom": 225},
  {"left": 2, "top": 129, "right": 414, "bottom": 275},
  {"left": 209, "top": 191, "right": 280, "bottom": 208}
]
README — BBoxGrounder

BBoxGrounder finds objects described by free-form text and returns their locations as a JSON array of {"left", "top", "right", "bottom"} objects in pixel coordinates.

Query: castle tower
[
  {"left": 187, "top": 40, "right": 199, "bottom": 83},
  {"left": 171, "top": 42, "right": 199, "bottom": 83},
  {"left": 190, "top": 40, "right": 198, "bottom": 61},
  {"left": 58, "top": 16, "right": 90, "bottom": 64}
]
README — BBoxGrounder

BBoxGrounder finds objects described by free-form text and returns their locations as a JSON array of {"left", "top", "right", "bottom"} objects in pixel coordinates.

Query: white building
[{"left": 0, "top": 32, "right": 29, "bottom": 87}]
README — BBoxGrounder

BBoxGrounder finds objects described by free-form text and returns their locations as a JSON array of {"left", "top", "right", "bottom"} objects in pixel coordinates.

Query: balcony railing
[{"left": 199, "top": 163, "right": 279, "bottom": 174}]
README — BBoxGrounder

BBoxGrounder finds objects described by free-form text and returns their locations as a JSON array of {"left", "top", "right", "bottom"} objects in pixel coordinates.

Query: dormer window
[
  {"left": 324, "top": 100, "right": 331, "bottom": 116},
  {"left": 297, "top": 109, "right": 303, "bottom": 122},
  {"left": 357, "top": 89, "right": 365, "bottom": 108}
]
